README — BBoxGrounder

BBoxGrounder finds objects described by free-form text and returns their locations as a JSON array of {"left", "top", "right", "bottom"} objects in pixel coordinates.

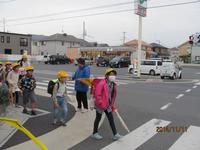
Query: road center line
[
  {"left": 185, "top": 89, "right": 192, "bottom": 93},
  {"left": 176, "top": 94, "right": 184, "bottom": 99},
  {"left": 160, "top": 103, "right": 172, "bottom": 110}
]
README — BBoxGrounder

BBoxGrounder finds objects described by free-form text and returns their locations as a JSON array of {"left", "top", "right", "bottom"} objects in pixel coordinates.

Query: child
[
  {"left": 18, "top": 66, "right": 37, "bottom": 115},
  {"left": 52, "top": 70, "right": 69, "bottom": 126},
  {"left": 7, "top": 63, "right": 21, "bottom": 107},
  {"left": 0, "top": 77, "right": 9, "bottom": 116},
  {"left": 91, "top": 68, "right": 122, "bottom": 141}
]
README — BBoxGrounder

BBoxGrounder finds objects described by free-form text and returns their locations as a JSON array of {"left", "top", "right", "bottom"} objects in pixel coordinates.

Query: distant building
[
  {"left": 38, "top": 33, "right": 81, "bottom": 55},
  {"left": 0, "top": 32, "right": 31, "bottom": 55},
  {"left": 124, "top": 39, "right": 154, "bottom": 59},
  {"left": 31, "top": 35, "right": 48, "bottom": 55},
  {"left": 169, "top": 47, "right": 179, "bottom": 61},
  {"left": 150, "top": 43, "right": 169, "bottom": 59}
]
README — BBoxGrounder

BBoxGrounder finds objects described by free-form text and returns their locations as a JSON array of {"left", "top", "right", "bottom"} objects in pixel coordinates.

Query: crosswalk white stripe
[
  {"left": 42, "top": 80, "right": 75, "bottom": 83},
  {"left": 37, "top": 82, "right": 48, "bottom": 86},
  {"left": 101, "top": 119, "right": 171, "bottom": 150},
  {"left": 168, "top": 126, "right": 200, "bottom": 150},
  {"left": 36, "top": 85, "right": 74, "bottom": 91}
]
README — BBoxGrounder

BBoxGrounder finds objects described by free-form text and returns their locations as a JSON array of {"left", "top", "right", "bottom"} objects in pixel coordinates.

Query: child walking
[
  {"left": 18, "top": 66, "right": 37, "bottom": 115},
  {"left": 52, "top": 70, "right": 69, "bottom": 126}
]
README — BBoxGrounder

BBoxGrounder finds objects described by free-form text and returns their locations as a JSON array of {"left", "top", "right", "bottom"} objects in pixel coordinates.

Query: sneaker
[
  {"left": 113, "top": 133, "right": 123, "bottom": 141},
  {"left": 91, "top": 133, "right": 103, "bottom": 140},
  {"left": 52, "top": 119, "right": 58, "bottom": 125},
  {"left": 31, "top": 110, "right": 37, "bottom": 116},
  {"left": 81, "top": 109, "right": 88, "bottom": 113},
  {"left": 22, "top": 108, "right": 28, "bottom": 114}
]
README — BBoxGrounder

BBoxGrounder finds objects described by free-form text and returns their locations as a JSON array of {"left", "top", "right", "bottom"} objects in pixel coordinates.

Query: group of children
[{"left": 0, "top": 54, "right": 37, "bottom": 116}]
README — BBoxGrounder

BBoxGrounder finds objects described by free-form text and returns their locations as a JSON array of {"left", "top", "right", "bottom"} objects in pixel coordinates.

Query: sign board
[{"left": 134, "top": 0, "right": 147, "bottom": 17}]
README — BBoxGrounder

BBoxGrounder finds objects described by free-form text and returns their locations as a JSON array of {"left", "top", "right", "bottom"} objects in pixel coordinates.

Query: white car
[
  {"left": 128, "top": 59, "right": 162, "bottom": 75},
  {"left": 160, "top": 62, "right": 182, "bottom": 80}
]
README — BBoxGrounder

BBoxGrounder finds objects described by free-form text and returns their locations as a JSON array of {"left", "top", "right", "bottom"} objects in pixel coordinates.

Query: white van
[{"left": 128, "top": 59, "right": 162, "bottom": 75}]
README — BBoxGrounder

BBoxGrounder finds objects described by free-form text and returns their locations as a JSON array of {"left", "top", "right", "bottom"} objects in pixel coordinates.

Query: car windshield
[{"left": 111, "top": 57, "right": 121, "bottom": 62}]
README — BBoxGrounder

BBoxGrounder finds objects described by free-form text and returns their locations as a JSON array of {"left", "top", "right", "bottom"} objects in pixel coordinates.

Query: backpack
[
  {"left": 47, "top": 79, "right": 59, "bottom": 95},
  {"left": 91, "top": 77, "right": 105, "bottom": 96}
]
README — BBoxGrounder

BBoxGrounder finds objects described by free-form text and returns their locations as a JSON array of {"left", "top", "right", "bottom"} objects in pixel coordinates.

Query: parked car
[
  {"left": 46, "top": 55, "right": 71, "bottom": 64},
  {"left": 96, "top": 57, "right": 110, "bottom": 67},
  {"left": 109, "top": 56, "right": 131, "bottom": 68},
  {"left": 128, "top": 59, "right": 162, "bottom": 75},
  {"left": 160, "top": 62, "right": 182, "bottom": 80},
  {"left": 75, "top": 57, "right": 93, "bottom": 66}
]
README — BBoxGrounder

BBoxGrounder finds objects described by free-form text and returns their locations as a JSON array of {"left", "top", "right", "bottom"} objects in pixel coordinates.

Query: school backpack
[
  {"left": 47, "top": 79, "right": 59, "bottom": 95},
  {"left": 90, "top": 77, "right": 105, "bottom": 96}
]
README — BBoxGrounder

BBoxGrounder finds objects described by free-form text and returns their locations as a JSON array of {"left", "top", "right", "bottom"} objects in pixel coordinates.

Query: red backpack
[{"left": 90, "top": 77, "right": 105, "bottom": 96}]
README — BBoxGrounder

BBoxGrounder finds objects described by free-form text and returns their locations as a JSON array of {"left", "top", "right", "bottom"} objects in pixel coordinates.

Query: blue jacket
[{"left": 72, "top": 66, "right": 90, "bottom": 92}]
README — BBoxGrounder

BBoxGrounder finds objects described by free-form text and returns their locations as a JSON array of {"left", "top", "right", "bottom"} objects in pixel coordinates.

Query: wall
[
  {"left": 192, "top": 45, "right": 200, "bottom": 63},
  {"left": 66, "top": 48, "right": 80, "bottom": 59}
]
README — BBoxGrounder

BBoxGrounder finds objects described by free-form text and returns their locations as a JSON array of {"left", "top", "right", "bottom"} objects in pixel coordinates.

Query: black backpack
[{"left": 47, "top": 79, "right": 59, "bottom": 95}]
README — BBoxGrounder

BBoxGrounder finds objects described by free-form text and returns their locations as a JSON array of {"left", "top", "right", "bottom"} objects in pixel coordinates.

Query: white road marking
[
  {"left": 160, "top": 103, "right": 172, "bottom": 110},
  {"left": 101, "top": 119, "right": 171, "bottom": 150},
  {"left": 185, "top": 89, "right": 192, "bottom": 93},
  {"left": 193, "top": 86, "right": 198, "bottom": 89},
  {"left": 176, "top": 94, "right": 184, "bottom": 99},
  {"left": 195, "top": 82, "right": 200, "bottom": 86},
  {"left": 37, "top": 82, "right": 48, "bottom": 86},
  {"left": 192, "top": 79, "right": 200, "bottom": 82},
  {"left": 36, "top": 85, "right": 46, "bottom": 90},
  {"left": 169, "top": 126, "right": 200, "bottom": 150}
]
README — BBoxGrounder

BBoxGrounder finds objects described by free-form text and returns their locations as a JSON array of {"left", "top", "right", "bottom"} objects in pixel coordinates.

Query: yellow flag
[{"left": 0, "top": 117, "right": 48, "bottom": 150}]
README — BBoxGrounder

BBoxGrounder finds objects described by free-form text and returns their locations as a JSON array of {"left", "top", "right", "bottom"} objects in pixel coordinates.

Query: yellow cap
[
  {"left": 25, "top": 66, "right": 34, "bottom": 71},
  {"left": 105, "top": 68, "right": 117, "bottom": 75},
  {"left": 5, "top": 62, "right": 12, "bottom": 65},
  {"left": 0, "top": 62, "right": 3, "bottom": 65},
  {"left": 57, "top": 70, "right": 69, "bottom": 78},
  {"left": 12, "top": 63, "right": 20, "bottom": 68},
  {"left": 22, "top": 54, "right": 28, "bottom": 59}
]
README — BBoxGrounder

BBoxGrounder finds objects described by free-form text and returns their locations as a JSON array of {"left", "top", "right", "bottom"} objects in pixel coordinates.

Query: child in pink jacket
[{"left": 91, "top": 68, "right": 122, "bottom": 141}]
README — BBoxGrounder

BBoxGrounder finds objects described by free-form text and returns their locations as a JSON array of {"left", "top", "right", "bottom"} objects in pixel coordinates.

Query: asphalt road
[{"left": 2, "top": 63, "right": 200, "bottom": 150}]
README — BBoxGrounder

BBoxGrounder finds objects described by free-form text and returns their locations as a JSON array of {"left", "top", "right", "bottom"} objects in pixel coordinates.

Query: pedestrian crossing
[
  {"left": 36, "top": 79, "right": 131, "bottom": 96},
  {"left": 102, "top": 118, "right": 200, "bottom": 150}
]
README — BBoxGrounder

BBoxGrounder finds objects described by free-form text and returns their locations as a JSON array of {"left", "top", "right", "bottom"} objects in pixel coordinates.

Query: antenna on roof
[{"left": 61, "top": 26, "right": 64, "bottom": 34}]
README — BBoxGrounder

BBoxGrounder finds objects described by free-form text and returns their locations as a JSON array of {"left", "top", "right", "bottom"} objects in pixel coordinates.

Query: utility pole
[
  {"left": 137, "top": 16, "right": 142, "bottom": 78},
  {"left": 3, "top": 18, "right": 6, "bottom": 32},
  {"left": 123, "top": 32, "right": 126, "bottom": 45},
  {"left": 83, "top": 21, "right": 87, "bottom": 40}
]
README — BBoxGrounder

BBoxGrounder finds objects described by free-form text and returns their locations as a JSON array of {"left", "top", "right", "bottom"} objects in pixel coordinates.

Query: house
[
  {"left": 178, "top": 41, "right": 191, "bottom": 63},
  {"left": 31, "top": 35, "right": 48, "bottom": 55},
  {"left": 39, "top": 33, "right": 81, "bottom": 55},
  {"left": 169, "top": 47, "right": 180, "bottom": 62},
  {"left": 150, "top": 43, "right": 169, "bottom": 59},
  {"left": 0, "top": 32, "right": 31, "bottom": 55},
  {"left": 124, "top": 39, "right": 154, "bottom": 59}
]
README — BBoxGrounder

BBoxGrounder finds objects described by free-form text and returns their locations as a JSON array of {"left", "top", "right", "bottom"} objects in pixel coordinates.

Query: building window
[
  {"left": 1, "top": 36, "right": 4, "bottom": 43},
  {"left": 33, "top": 42, "right": 38, "bottom": 46},
  {"left": 6, "top": 36, "right": 10, "bottom": 43},
  {"left": 61, "top": 41, "right": 64, "bottom": 46},
  {"left": 5, "top": 49, "right": 12, "bottom": 54},
  {"left": 20, "top": 38, "right": 28, "bottom": 46},
  {"left": 41, "top": 41, "right": 46, "bottom": 46}
]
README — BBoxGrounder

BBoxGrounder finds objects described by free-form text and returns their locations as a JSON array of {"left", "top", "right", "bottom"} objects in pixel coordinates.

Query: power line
[
  {"left": 6, "top": 1, "right": 134, "bottom": 22},
  {"left": 1, "top": 0, "right": 200, "bottom": 27}
]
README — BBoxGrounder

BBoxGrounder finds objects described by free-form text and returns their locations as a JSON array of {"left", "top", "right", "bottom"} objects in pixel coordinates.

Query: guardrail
[{"left": 0, "top": 54, "right": 44, "bottom": 62}]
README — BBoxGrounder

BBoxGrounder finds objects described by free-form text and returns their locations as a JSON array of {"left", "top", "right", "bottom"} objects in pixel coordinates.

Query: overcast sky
[{"left": 0, "top": 0, "right": 199, "bottom": 47}]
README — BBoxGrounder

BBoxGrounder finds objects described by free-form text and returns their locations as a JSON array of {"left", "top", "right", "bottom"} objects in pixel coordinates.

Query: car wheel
[
  {"left": 149, "top": 70, "right": 155, "bottom": 76},
  {"left": 161, "top": 76, "right": 164, "bottom": 79},
  {"left": 172, "top": 73, "right": 176, "bottom": 80},
  {"left": 179, "top": 73, "right": 182, "bottom": 79},
  {"left": 129, "top": 68, "right": 133, "bottom": 74},
  {"left": 97, "top": 64, "right": 99, "bottom": 67}
]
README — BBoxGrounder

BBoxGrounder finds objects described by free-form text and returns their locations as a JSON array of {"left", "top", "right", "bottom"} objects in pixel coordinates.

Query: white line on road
[
  {"left": 185, "top": 89, "right": 192, "bottom": 93},
  {"left": 160, "top": 103, "right": 172, "bottom": 110},
  {"left": 37, "top": 82, "right": 48, "bottom": 86},
  {"left": 176, "top": 94, "right": 184, "bottom": 99},
  {"left": 195, "top": 82, "right": 200, "bottom": 86},
  {"left": 168, "top": 126, "right": 200, "bottom": 150},
  {"left": 193, "top": 86, "right": 198, "bottom": 89},
  {"left": 101, "top": 119, "right": 171, "bottom": 150}
]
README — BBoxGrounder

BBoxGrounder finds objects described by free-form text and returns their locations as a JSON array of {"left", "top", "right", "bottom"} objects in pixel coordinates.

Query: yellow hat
[
  {"left": 5, "top": 62, "right": 12, "bottom": 65},
  {"left": 12, "top": 63, "right": 20, "bottom": 68},
  {"left": 25, "top": 66, "right": 34, "bottom": 71},
  {"left": 22, "top": 54, "right": 28, "bottom": 59},
  {"left": 0, "top": 62, "right": 3, "bottom": 65},
  {"left": 57, "top": 70, "right": 69, "bottom": 78},
  {"left": 105, "top": 68, "right": 117, "bottom": 75}
]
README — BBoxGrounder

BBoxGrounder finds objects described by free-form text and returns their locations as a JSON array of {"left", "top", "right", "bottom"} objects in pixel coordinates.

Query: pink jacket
[{"left": 94, "top": 79, "right": 117, "bottom": 111}]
